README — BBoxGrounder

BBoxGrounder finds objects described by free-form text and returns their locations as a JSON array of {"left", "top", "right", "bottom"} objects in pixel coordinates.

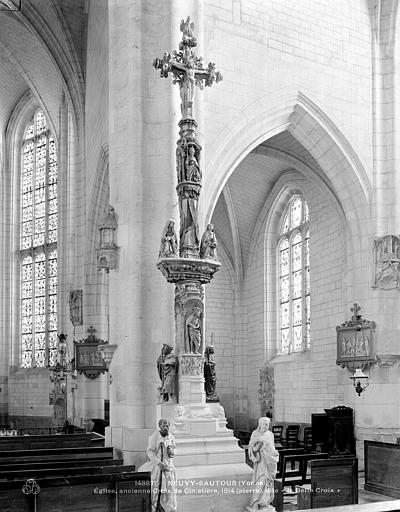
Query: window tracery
[
  {"left": 20, "top": 110, "right": 58, "bottom": 368},
  {"left": 278, "top": 196, "right": 310, "bottom": 354}
]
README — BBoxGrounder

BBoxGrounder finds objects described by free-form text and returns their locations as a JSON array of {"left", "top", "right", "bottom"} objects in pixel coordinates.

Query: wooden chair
[
  {"left": 284, "top": 424, "right": 300, "bottom": 448},
  {"left": 272, "top": 425, "right": 283, "bottom": 446},
  {"left": 273, "top": 452, "right": 329, "bottom": 512},
  {"left": 302, "top": 426, "right": 313, "bottom": 452}
]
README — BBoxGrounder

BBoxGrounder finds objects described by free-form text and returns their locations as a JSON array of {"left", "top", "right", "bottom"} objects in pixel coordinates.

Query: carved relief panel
[
  {"left": 336, "top": 304, "right": 376, "bottom": 371},
  {"left": 373, "top": 235, "right": 400, "bottom": 290}
]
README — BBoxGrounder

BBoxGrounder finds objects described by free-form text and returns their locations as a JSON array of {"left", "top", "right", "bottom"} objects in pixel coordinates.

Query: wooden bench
[
  {"left": 273, "top": 452, "right": 329, "bottom": 512},
  {"left": 296, "top": 457, "right": 358, "bottom": 509},
  {"left": 0, "top": 470, "right": 151, "bottom": 512},
  {"left": 0, "top": 458, "right": 124, "bottom": 474},
  {"left": 364, "top": 440, "right": 400, "bottom": 499},
  {"left": 0, "top": 446, "right": 114, "bottom": 466},
  {"left": 0, "top": 433, "right": 104, "bottom": 450},
  {"left": 0, "top": 463, "right": 136, "bottom": 481},
  {"left": 0, "top": 434, "right": 148, "bottom": 511}
]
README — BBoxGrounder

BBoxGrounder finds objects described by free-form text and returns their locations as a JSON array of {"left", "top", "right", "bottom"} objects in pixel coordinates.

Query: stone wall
[{"left": 205, "top": 248, "right": 236, "bottom": 419}]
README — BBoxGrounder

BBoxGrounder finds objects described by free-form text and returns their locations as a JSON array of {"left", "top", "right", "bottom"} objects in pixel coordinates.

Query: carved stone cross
[{"left": 153, "top": 16, "right": 223, "bottom": 119}]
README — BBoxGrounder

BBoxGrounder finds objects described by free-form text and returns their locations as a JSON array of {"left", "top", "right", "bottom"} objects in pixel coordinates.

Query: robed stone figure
[{"left": 146, "top": 419, "right": 177, "bottom": 512}]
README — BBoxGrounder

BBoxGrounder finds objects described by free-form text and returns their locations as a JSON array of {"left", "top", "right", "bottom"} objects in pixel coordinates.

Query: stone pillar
[
  {"left": 106, "top": 0, "right": 177, "bottom": 463},
  {"left": 369, "top": 4, "right": 400, "bottom": 362}
]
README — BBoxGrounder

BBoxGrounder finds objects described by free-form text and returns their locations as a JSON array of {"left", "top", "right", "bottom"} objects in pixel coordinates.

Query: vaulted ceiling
[
  {"left": 0, "top": 0, "right": 87, "bottom": 138},
  {"left": 211, "top": 131, "right": 324, "bottom": 277}
]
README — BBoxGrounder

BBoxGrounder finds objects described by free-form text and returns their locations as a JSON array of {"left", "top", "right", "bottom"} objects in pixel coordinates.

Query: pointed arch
[{"left": 206, "top": 90, "right": 371, "bottom": 239}]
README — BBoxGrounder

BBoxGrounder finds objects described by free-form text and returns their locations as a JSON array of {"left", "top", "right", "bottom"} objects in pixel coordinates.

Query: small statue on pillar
[
  {"left": 200, "top": 223, "right": 218, "bottom": 260},
  {"left": 157, "top": 344, "right": 178, "bottom": 403},
  {"left": 159, "top": 220, "right": 179, "bottom": 258},
  {"left": 204, "top": 345, "right": 219, "bottom": 402},
  {"left": 185, "top": 306, "right": 202, "bottom": 354},
  {"left": 185, "top": 146, "right": 201, "bottom": 182},
  {"left": 179, "top": 188, "right": 200, "bottom": 258}
]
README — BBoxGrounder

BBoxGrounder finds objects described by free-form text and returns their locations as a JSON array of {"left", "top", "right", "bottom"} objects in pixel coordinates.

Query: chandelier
[
  {"left": 350, "top": 367, "right": 369, "bottom": 396},
  {"left": 48, "top": 333, "right": 76, "bottom": 393}
]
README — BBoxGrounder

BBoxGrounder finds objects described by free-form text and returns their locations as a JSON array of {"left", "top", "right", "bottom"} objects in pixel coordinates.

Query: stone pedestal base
[
  {"left": 175, "top": 463, "right": 253, "bottom": 512},
  {"left": 138, "top": 400, "right": 253, "bottom": 511},
  {"left": 105, "top": 425, "right": 153, "bottom": 467},
  {"left": 105, "top": 402, "right": 177, "bottom": 467}
]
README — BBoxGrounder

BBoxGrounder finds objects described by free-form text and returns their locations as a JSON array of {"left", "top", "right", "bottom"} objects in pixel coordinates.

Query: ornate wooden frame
[
  {"left": 74, "top": 326, "right": 108, "bottom": 379},
  {"left": 336, "top": 304, "right": 376, "bottom": 371}
]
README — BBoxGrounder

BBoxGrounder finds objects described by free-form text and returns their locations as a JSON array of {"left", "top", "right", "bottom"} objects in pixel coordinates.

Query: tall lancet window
[
  {"left": 278, "top": 196, "right": 310, "bottom": 354},
  {"left": 20, "top": 110, "right": 58, "bottom": 368}
]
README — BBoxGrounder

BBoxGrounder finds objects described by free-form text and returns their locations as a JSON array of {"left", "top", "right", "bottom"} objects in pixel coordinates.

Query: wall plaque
[
  {"left": 74, "top": 326, "right": 107, "bottom": 379},
  {"left": 336, "top": 303, "right": 376, "bottom": 371}
]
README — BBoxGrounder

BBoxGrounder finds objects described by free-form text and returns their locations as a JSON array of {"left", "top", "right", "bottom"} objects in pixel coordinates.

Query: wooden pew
[
  {"left": 0, "top": 458, "right": 123, "bottom": 474},
  {"left": 273, "top": 452, "right": 329, "bottom": 512},
  {"left": 0, "top": 470, "right": 151, "bottom": 512},
  {"left": 0, "top": 446, "right": 114, "bottom": 466},
  {"left": 296, "top": 457, "right": 358, "bottom": 510},
  {"left": 0, "top": 464, "right": 136, "bottom": 481},
  {"left": 0, "top": 433, "right": 104, "bottom": 450},
  {"left": 364, "top": 440, "right": 400, "bottom": 498},
  {"left": 0, "top": 435, "right": 148, "bottom": 511}
]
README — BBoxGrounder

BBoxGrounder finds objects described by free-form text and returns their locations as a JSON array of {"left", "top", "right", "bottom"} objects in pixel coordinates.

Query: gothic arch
[
  {"left": 88, "top": 144, "right": 110, "bottom": 262},
  {"left": 206, "top": 90, "right": 371, "bottom": 241}
]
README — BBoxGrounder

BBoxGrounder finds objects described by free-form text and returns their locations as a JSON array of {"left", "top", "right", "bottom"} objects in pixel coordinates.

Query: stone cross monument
[
  {"left": 152, "top": 17, "right": 252, "bottom": 512},
  {"left": 154, "top": 17, "right": 222, "bottom": 413}
]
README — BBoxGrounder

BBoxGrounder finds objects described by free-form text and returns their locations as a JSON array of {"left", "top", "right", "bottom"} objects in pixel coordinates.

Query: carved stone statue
[
  {"left": 157, "top": 344, "right": 178, "bottom": 402},
  {"left": 204, "top": 345, "right": 218, "bottom": 402},
  {"left": 69, "top": 290, "right": 83, "bottom": 326},
  {"left": 179, "top": 187, "right": 200, "bottom": 257},
  {"left": 185, "top": 307, "right": 202, "bottom": 354},
  {"left": 246, "top": 417, "right": 279, "bottom": 512},
  {"left": 185, "top": 146, "right": 201, "bottom": 182},
  {"left": 200, "top": 223, "right": 218, "bottom": 260},
  {"left": 159, "top": 220, "right": 179, "bottom": 258}
]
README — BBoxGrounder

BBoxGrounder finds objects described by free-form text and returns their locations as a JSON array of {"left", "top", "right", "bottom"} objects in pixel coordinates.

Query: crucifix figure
[
  {"left": 153, "top": 16, "right": 222, "bottom": 257},
  {"left": 153, "top": 16, "right": 223, "bottom": 119}
]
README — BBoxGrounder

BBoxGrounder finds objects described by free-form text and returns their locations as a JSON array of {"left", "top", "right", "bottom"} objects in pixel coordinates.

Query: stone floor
[{"left": 283, "top": 477, "right": 396, "bottom": 511}]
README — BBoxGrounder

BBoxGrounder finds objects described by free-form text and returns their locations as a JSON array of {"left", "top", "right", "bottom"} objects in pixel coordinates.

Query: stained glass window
[
  {"left": 278, "top": 196, "right": 310, "bottom": 354},
  {"left": 20, "top": 110, "right": 58, "bottom": 368}
]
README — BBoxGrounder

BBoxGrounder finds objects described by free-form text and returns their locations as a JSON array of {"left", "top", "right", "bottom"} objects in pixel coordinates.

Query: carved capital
[{"left": 158, "top": 257, "right": 220, "bottom": 284}]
